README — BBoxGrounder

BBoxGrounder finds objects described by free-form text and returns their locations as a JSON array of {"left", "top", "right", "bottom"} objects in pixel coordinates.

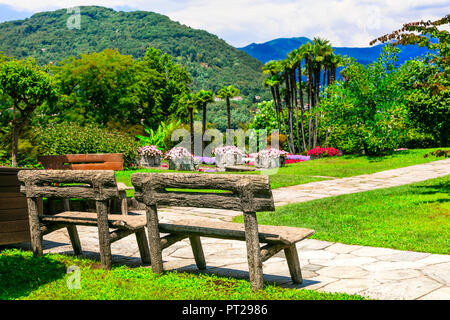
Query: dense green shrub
[{"left": 35, "top": 122, "right": 140, "bottom": 166}]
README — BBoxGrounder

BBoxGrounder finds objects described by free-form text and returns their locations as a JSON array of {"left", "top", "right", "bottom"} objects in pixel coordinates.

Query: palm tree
[
  {"left": 311, "top": 37, "right": 333, "bottom": 147},
  {"left": 217, "top": 85, "right": 240, "bottom": 130},
  {"left": 263, "top": 61, "right": 284, "bottom": 133},
  {"left": 195, "top": 89, "right": 214, "bottom": 155},
  {"left": 289, "top": 48, "right": 307, "bottom": 152},
  {"left": 180, "top": 93, "right": 197, "bottom": 155}
]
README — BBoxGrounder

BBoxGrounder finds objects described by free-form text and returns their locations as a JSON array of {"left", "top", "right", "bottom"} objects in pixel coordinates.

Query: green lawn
[
  {"left": 0, "top": 249, "right": 363, "bottom": 300},
  {"left": 116, "top": 148, "right": 448, "bottom": 194},
  {"left": 234, "top": 175, "right": 450, "bottom": 255}
]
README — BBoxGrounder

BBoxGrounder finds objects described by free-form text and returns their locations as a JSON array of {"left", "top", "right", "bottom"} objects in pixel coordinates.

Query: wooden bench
[
  {"left": 18, "top": 170, "right": 150, "bottom": 269},
  {"left": 38, "top": 153, "right": 124, "bottom": 171},
  {"left": 131, "top": 172, "right": 315, "bottom": 291}
]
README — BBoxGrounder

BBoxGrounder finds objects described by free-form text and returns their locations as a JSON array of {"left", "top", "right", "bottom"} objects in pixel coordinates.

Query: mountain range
[
  {"left": 238, "top": 36, "right": 432, "bottom": 66},
  {"left": 0, "top": 6, "right": 266, "bottom": 99}
]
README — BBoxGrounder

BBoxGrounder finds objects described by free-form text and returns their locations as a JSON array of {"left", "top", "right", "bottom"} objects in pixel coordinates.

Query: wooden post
[
  {"left": 119, "top": 190, "right": 128, "bottom": 216},
  {"left": 189, "top": 236, "right": 206, "bottom": 270},
  {"left": 63, "top": 198, "right": 82, "bottom": 256},
  {"left": 96, "top": 200, "right": 112, "bottom": 270},
  {"left": 146, "top": 204, "right": 164, "bottom": 274},
  {"left": 26, "top": 197, "right": 43, "bottom": 257},
  {"left": 135, "top": 228, "right": 151, "bottom": 265},
  {"left": 243, "top": 211, "right": 264, "bottom": 291},
  {"left": 284, "top": 244, "right": 303, "bottom": 284}
]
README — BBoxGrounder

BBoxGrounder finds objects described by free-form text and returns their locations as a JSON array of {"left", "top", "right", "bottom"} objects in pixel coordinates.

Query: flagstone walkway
[{"left": 8, "top": 159, "right": 450, "bottom": 300}]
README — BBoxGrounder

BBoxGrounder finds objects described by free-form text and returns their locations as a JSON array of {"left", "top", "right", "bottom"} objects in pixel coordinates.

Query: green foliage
[
  {"left": 321, "top": 46, "right": 409, "bottom": 155},
  {"left": 136, "top": 120, "right": 183, "bottom": 151},
  {"left": 399, "top": 59, "right": 449, "bottom": 147},
  {"left": 35, "top": 122, "right": 140, "bottom": 165},
  {"left": 49, "top": 48, "right": 191, "bottom": 128},
  {"left": 0, "top": 56, "right": 57, "bottom": 166},
  {"left": 0, "top": 6, "right": 266, "bottom": 99},
  {"left": 249, "top": 100, "right": 279, "bottom": 132}
]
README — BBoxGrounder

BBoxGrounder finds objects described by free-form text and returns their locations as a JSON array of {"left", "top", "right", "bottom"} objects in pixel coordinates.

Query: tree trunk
[
  {"left": 11, "top": 104, "right": 20, "bottom": 168},
  {"left": 226, "top": 97, "right": 231, "bottom": 130},
  {"left": 189, "top": 108, "right": 194, "bottom": 155},
  {"left": 284, "top": 70, "right": 295, "bottom": 154},
  {"left": 297, "top": 66, "right": 307, "bottom": 152},
  {"left": 202, "top": 103, "right": 207, "bottom": 156}
]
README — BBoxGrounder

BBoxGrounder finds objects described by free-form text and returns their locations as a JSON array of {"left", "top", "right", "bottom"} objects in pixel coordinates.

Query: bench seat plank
[
  {"left": 41, "top": 212, "right": 146, "bottom": 230},
  {"left": 159, "top": 219, "right": 315, "bottom": 245}
]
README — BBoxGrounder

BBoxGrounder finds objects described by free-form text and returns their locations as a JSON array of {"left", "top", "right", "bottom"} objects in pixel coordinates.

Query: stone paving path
[{"left": 9, "top": 159, "right": 450, "bottom": 300}]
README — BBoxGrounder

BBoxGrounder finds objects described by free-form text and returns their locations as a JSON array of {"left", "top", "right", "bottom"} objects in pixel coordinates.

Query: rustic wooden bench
[
  {"left": 18, "top": 170, "right": 150, "bottom": 269},
  {"left": 131, "top": 172, "right": 315, "bottom": 291},
  {"left": 38, "top": 153, "right": 124, "bottom": 171}
]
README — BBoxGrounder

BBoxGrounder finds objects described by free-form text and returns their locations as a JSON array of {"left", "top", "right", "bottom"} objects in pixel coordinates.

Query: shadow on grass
[{"left": 0, "top": 250, "right": 67, "bottom": 300}]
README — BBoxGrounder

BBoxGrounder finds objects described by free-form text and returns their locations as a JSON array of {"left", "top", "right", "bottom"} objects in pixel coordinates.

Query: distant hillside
[
  {"left": 239, "top": 37, "right": 432, "bottom": 65},
  {"left": 0, "top": 6, "right": 266, "bottom": 98}
]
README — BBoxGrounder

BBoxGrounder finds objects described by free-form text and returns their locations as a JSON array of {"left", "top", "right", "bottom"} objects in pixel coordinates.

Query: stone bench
[{"left": 131, "top": 172, "right": 315, "bottom": 291}]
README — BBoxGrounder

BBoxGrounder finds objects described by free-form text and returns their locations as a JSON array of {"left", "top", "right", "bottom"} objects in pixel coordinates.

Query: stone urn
[
  {"left": 139, "top": 154, "right": 162, "bottom": 168},
  {"left": 215, "top": 153, "right": 243, "bottom": 170},
  {"left": 256, "top": 155, "right": 286, "bottom": 169},
  {"left": 168, "top": 157, "right": 199, "bottom": 171}
]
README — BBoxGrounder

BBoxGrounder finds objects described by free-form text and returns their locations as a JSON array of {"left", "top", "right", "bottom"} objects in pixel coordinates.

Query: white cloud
[{"left": 0, "top": 0, "right": 448, "bottom": 47}]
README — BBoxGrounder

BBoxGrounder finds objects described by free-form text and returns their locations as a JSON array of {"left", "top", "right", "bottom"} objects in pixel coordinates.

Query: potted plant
[
  {"left": 165, "top": 147, "right": 198, "bottom": 171},
  {"left": 213, "top": 146, "right": 245, "bottom": 171},
  {"left": 137, "top": 145, "right": 163, "bottom": 168},
  {"left": 256, "top": 148, "right": 289, "bottom": 169}
]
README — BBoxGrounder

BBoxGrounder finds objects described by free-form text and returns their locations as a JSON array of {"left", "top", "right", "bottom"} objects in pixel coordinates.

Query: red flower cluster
[{"left": 307, "top": 146, "right": 341, "bottom": 157}]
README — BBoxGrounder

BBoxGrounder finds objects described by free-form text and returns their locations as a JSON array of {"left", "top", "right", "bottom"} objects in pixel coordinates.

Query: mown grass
[
  {"left": 0, "top": 249, "right": 363, "bottom": 300},
  {"left": 234, "top": 175, "right": 450, "bottom": 254},
  {"left": 116, "top": 148, "right": 449, "bottom": 194}
]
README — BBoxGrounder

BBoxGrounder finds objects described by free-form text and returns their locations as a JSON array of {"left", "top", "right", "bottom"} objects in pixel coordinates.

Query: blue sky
[{"left": 0, "top": 1, "right": 448, "bottom": 47}]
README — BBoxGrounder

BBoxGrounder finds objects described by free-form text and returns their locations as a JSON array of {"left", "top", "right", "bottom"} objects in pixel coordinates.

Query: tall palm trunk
[
  {"left": 226, "top": 97, "right": 231, "bottom": 130},
  {"left": 297, "top": 65, "right": 307, "bottom": 152},
  {"left": 189, "top": 108, "right": 194, "bottom": 155},
  {"left": 202, "top": 102, "right": 207, "bottom": 156},
  {"left": 284, "top": 70, "right": 295, "bottom": 154},
  {"left": 306, "top": 57, "right": 313, "bottom": 150}
]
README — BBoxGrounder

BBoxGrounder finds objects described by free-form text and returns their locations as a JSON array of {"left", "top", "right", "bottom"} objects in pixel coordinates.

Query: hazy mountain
[{"left": 239, "top": 37, "right": 432, "bottom": 65}]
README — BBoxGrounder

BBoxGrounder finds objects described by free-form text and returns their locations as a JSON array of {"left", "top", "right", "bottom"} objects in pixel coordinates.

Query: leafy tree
[
  {"left": 51, "top": 49, "right": 137, "bottom": 125},
  {"left": 0, "top": 57, "right": 57, "bottom": 166},
  {"left": 134, "top": 48, "right": 192, "bottom": 129},
  {"left": 372, "top": 15, "right": 449, "bottom": 147},
  {"left": 321, "top": 46, "right": 409, "bottom": 155},
  {"left": 217, "top": 85, "right": 240, "bottom": 130},
  {"left": 51, "top": 48, "right": 191, "bottom": 129}
]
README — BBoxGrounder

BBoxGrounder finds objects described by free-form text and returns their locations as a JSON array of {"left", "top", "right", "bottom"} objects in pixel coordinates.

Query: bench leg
[
  {"left": 119, "top": 191, "right": 128, "bottom": 216},
  {"left": 135, "top": 228, "right": 151, "bottom": 265},
  {"left": 67, "top": 225, "right": 83, "bottom": 256},
  {"left": 284, "top": 244, "right": 303, "bottom": 284},
  {"left": 96, "top": 200, "right": 112, "bottom": 270},
  {"left": 189, "top": 236, "right": 206, "bottom": 270},
  {"left": 146, "top": 205, "right": 164, "bottom": 274},
  {"left": 27, "top": 198, "right": 43, "bottom": 257},
  {"left": 243, "top": 211, "right": 264, "bottom": 291}
]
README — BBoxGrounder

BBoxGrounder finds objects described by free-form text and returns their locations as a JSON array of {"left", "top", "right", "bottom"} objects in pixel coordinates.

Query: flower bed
[{"left": 307, "top": 146, "right": 341, "bottom": 158}]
